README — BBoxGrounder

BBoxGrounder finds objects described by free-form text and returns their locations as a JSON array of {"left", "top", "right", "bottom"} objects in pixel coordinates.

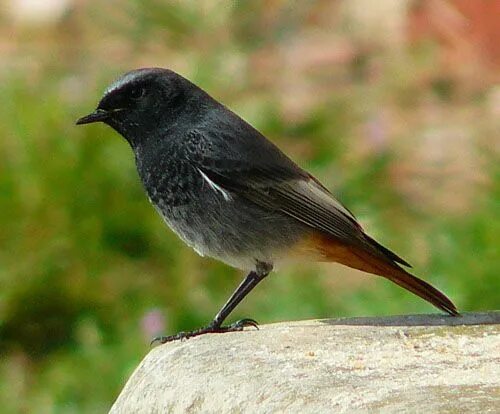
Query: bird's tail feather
[{"left": 307, "top": 233, "right": 459, "bottom": 316}]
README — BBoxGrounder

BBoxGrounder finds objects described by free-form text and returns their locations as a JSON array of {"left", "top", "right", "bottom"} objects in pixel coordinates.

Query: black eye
[{"left": 130, "top": 86, "right": 146, "bottom": 100}]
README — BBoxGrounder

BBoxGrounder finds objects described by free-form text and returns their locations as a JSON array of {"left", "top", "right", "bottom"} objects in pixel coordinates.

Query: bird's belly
[{"left": 152, "top": 194, "right": 307, "bottom": 271}]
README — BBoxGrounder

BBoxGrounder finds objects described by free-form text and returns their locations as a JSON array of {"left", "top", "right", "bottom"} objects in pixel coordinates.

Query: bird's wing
[
  {"left": 199, "top": 164, "right": 363, "bottom": 242},
  {"left": 185, "top": 127, "right": 377, "bottom": 250}
]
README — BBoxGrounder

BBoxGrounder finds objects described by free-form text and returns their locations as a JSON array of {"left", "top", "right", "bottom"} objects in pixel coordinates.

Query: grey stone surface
[{"left": 110, "top": 312, "right": 500, "bottom": 413}]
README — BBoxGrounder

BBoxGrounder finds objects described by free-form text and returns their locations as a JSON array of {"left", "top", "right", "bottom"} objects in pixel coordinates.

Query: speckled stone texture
[{"left": 110, "top": 312, "right": 499, "bottom": 413}]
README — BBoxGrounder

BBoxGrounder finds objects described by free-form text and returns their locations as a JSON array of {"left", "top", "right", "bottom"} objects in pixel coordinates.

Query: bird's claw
[
  {"left": 150, "top": 318, "right": 259, "bottom": 346},
  {"left": 229, "top": 318, "right": 259, "bottom": 330}
]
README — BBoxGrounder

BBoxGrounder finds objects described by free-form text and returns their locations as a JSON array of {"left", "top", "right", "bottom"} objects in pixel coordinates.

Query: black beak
[{"left": 76, "top": 109, "right": 110, "bottom": 125}]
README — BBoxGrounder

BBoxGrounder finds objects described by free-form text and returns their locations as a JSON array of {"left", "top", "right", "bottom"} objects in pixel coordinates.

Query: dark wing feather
[
  {"left": 185, "top": 124, "right": 409, "bottom": 265},
  {"left": 198, "top": 165, "right": 365, "bottom": 244}
]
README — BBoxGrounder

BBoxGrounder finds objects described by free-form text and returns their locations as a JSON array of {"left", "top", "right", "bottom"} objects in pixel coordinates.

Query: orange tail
[{"left": 305, "top": 233, "right": 459, "bottom": 316}]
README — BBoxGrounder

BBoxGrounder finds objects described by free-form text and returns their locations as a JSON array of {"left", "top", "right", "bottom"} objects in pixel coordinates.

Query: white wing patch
[{"left": 198, "top": 168, "right": 232, "bottom": 201}]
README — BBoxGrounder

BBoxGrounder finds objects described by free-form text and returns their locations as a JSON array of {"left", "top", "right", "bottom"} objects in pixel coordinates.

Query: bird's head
[{"left": 76, "top": 68, "right": 199, "bottom": 146}]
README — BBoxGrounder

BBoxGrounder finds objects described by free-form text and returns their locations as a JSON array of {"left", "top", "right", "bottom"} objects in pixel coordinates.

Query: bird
[{"left": 76, "top": 68, "right": 459, "bottom": 342}]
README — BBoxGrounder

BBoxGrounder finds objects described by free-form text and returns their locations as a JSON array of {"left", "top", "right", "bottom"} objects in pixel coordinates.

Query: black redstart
[{"left": 76, "top": 68, "right": 458, "bottom": 342}]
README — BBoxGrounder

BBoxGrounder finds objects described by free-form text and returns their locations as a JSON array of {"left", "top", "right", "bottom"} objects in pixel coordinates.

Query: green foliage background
[{"left": 0, "top": 1, "right": 498, "bottom": 412}]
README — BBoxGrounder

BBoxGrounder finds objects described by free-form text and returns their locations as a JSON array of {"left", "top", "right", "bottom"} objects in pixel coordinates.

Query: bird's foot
[{"left": 151, "top": 318, "right": 259, "bottom": 345}]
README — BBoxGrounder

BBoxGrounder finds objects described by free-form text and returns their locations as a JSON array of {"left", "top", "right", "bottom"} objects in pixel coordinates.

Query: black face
[{"left": 76, "top": 68, "right": 189, "bottom": 145}]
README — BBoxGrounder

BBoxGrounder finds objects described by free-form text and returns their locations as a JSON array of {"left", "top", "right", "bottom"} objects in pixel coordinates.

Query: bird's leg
[
  {"left": 153, "top": 262, "right": 272, "bottom": 344},
  {"left": 209, "top": 262, "right": 272, "bottom": 329}
]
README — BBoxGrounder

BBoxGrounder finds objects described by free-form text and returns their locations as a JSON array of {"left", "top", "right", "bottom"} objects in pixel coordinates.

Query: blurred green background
[{"left": 0, "top": 0, "right": 498, "bottom": 412}]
